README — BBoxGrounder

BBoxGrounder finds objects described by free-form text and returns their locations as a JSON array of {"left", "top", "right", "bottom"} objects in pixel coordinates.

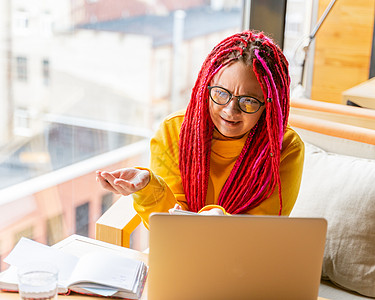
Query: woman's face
[{"left": 209, "top": 62, "right": 265, "bottom": 138}]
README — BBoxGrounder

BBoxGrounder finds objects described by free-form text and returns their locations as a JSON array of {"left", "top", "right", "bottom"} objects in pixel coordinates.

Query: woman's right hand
[{"left": 96, "top": 168, "right": 150, "bottom": 196}]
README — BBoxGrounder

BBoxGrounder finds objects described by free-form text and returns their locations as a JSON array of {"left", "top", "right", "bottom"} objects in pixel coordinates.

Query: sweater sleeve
[{"left": 132, "top": 112, "right": 187, "bottom": 228}]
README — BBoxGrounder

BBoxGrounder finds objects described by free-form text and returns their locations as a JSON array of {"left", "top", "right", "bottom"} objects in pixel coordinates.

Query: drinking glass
[{"left": 18, "top": 262, "right": 58, "bottom": 300}]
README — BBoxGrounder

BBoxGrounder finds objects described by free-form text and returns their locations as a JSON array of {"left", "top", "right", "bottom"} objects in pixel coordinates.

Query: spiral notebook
[{"left": 147, "top": 214, "right": 327, "bottom": 300}]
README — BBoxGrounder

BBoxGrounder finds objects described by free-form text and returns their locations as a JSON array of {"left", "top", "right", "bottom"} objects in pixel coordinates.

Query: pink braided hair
[{"left": 179, "top": 30, "right": 290, "bottom": 215}]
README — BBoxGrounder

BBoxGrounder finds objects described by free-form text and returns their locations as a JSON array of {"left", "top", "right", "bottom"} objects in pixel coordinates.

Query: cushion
[
  {"left": 319, "top": 280, "right": 373, "bottom": 299},
  {"left": 290, "top": 142, "right": 375, "bottom": 298}
]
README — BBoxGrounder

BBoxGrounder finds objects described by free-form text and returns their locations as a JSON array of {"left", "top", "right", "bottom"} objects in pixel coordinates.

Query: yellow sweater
[{"left": 133, "top": 110, "right": 304, "bottom": 228}]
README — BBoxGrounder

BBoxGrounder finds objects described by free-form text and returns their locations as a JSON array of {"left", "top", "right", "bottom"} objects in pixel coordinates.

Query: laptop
[{"left": 147, "top": 213, "right": 327, "bottom": 300}]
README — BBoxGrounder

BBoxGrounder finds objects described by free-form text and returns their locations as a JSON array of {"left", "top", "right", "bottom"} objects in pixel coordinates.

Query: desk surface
[
  {"left": 342, "top": 77, "right": 375, "bottom": 108},
  {"left": 0, "top": 290, "right": 330, "bottom": 300},
  {"left": 0, "top": 291, "right": 101, "bottom": 300}
]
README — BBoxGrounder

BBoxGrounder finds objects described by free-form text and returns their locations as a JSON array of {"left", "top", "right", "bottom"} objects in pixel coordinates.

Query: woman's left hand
[
  {"left": 168, "top": 204, "right": 183, "bottom": 214},
  {"left": 199, "top": 208, "right": 225, "bottom": 216},
  {"left": 168, "top": 204, "right": 225, "bottom": 215}
]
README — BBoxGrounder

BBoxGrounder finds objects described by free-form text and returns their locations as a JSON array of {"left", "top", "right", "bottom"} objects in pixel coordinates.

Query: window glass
[
  {"left": 16, "top": 56, "right": 28, "bottom": 81},
  {"left": 283, "top": 0, "right": 314, "bottom": 93},
  {"left": 75, "top": 202, "right": 90, "bottom": 237},
  {"left": 14, "top": 10, "right": 30, "bottom": 33},
  {"left": 101, "top": 193, "right": 113, "bottom": 214},
  {"left": 42, "top": 59, "right": 50, "bottom": 86},
  {"left": 14, "top": 227, "right": 34, "bottom": 246},
  {"left": 0, "top": 0, "right": 242, "bottom": 269},
  {"left": 46, "top": 214, "right": 64, "bottom": 246}
]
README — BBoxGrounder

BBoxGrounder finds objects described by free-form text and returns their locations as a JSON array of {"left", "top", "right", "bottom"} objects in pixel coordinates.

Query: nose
[{"left": 223, "top": 96, "right": 241, "bottom": 115}]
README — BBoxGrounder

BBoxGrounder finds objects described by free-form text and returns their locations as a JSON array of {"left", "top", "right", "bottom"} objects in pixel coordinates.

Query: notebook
[{"left": 147, "top": 213, "right": 327, "bottom": 300}]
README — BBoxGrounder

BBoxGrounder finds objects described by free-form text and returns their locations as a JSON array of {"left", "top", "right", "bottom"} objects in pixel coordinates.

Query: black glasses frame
[{"left": 207, "top": 86, "right": 265, "bottom": 114}]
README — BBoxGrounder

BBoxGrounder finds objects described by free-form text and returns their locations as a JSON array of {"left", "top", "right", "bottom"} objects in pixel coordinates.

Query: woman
[{"left": 96, "top": 30, "right": 304, "bottom": 227}]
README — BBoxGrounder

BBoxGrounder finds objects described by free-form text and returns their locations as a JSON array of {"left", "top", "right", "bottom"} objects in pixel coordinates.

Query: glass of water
[{"left": 18, "top": 262, "right": 58, "bottom": 300}]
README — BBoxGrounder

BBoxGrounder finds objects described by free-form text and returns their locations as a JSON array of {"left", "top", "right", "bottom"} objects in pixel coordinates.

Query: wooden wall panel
[{"left": 310, "top": 0, "right": 375, "bottom": 103}]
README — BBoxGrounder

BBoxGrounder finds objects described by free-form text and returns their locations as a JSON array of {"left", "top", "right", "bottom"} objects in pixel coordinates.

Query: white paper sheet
[{"left": 4, "top": 237, "right": 79, "bottom": 286}]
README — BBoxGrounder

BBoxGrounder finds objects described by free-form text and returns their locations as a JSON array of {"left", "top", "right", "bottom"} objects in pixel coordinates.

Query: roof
[{"left": 77, "top": 6, "right": 241, "bottom": 47}]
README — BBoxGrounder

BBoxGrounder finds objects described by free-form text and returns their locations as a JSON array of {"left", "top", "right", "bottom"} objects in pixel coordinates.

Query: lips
[{"left": 221, "top": 116, "right": 240, "bottom": 125}]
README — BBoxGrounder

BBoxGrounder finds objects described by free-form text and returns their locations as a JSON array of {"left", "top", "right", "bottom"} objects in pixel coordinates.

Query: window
[
  {"left": 0, "top": 0, "right": 242, "bottom": 257},
  {"left": 41, "top": 13, "right": 53, "bottom": 37},
  {"left": 285, "top": 16, "right": 303, "bottom": 37},
  {"left": 75, "top": 202, "right": 90, "bottom": 237},
  {"left": 46, "top": 214, "right": 64, "bottom": 245},
  {"left": 14, "top": 226, "right": 34, "bottom": 246},
  {"left": 16, "top": 56, "right": 28, "bottom": 81},
  {"left": 154, "top": 56, "right": 169, "bottom": 99},
  {"left": 14, "top": 108, "right": 31, "bottom": 135},
  {"left": 101, "top": 193, "right": 113, "bottom": 214},
  {"left": 14, "top": 10, "right": 30, "bottom": 32},
  {"left": 42, "top": 59, "right": 50, "bottom": 86},
  {"left": 283, "top": 0, "right": 314, "bottom": 90}
]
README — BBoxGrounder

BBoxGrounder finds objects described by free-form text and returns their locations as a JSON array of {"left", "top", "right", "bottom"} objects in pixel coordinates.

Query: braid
[{"left": 179, "top": 30, "right": 290, "bottom": 214}]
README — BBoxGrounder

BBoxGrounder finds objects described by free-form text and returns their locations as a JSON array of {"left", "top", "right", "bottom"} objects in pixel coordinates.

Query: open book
[{"left": 0, "top": 235, "right": 148, "bottom": 299}]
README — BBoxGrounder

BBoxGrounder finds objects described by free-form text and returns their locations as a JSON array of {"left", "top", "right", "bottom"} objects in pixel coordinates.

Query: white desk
[{"left": 342, "top": 77, "right": 375, "bottom": 109}]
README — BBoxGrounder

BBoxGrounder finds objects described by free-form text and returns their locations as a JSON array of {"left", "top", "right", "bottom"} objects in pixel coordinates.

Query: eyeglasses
[{"left": 207, "top": 86, "right": 265, "bottom": 114}]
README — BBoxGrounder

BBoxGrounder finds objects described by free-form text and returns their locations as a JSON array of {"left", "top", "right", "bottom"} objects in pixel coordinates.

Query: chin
[{"left": 219, "top": 129, "right": 246, "bottom": 139}]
